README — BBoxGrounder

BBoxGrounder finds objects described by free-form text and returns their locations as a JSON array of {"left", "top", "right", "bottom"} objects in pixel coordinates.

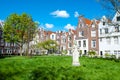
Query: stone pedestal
[{"left": 72, "top": 45, "right": 80, "bottom": 66}]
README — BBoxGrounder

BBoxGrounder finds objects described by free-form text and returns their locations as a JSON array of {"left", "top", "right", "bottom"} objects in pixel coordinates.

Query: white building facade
[{"left": 99, "top": 13, "right": 120, "bottom": 58}]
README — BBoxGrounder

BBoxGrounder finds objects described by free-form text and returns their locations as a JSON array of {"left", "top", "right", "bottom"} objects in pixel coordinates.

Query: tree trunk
[
  {"left": 20, "top": 45, "right": 22, "bottom": 56},
  {"left": 26, "top": 42, "right": 30, "bottom": 56}
]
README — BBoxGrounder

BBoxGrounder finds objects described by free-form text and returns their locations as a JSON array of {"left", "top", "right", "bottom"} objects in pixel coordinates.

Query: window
[
  {"left": 78, "top": 41, "right": 81, "bottom": 47},
  {"left": 69, "top": 50, "right": 72, "bottom": 54},
  {"left": 114, "top": 50, "right": 120, "bottom": 55},
  {"left": 114, "top": 50, "right": 117, "bottom": 55},
  {"left": 91, "top": 31, "right": 96, "bottom": 37},
  {"left": 69, "top": 43, "right": 72, "bottom": 47},
  {"left": 100, "top": 38, "right": 102, "bottom": 42},
  {"left": 91, "top": 40, "right": 96, "bottom": 48},
  {"left": 81, "top": 31, "right": 84, "bottom": 36},
  {"left": 62, "top": 46, "right": 66, "bottom": 50},
  {"left": 63, "top": 39, "right": 66, "bottom": 43},
  {"left": 100, "top": 29, "right": 102, "bottom": 34},
  {"left": 0, "top": 39, "right": 4, "bottom": 46},
  {"left": 0, "top": 31, "right": 2, "bottom": 36},
  {"left": 118, "top": 51, "right": 120, "bottom": 54},
  {"left": 117, "top": 16, "right": 120, "bottom": 21},
  {"left": 0, "top": 49, "right": 1, "bottom": 54},
  {"left": 68, "top": 36, "right": 72, "bottom": 41},
  {"left": 61, "top": 47, "right": 63, "bottom": 51},
  {"left": 79, "top": 23, "right": 82, "bottom": 27},
  {"left": 62, "top": 38, "right": 66, "bottom": 43},
  {"left": 83, "top": 40, "right": 86, "bottom": 47},
  {"left": 105, "top": 28, "right": 108, "bottom": 34},
  {"left": 105, "top": 50, "right": 110, "bottom": 54},
  {"left": 6, "top": 42, "right": 10, "bottom": 47},
  {"left": 52, "top": 35, "right": 54, "bottom": 39},
  {"left": 106, "top": 37, "right": 111, "bottom": 44},
  {"left": 114, "top": 36, "right": 119, "bottom": 44},
  {"left": 115, "top": 26, "right": 119, "bottom": 32},
  {"left": 79, "top": 31, "right": 84, "bottom": 37},
  {"left": 11, "top": 43, "right": 13, "bottom": 46},
  {"left": 103, "top": 22, "right": 105, "bottom": 25},
  {"left": 92, "top": 24, "right": 95, "bottom": 28}
]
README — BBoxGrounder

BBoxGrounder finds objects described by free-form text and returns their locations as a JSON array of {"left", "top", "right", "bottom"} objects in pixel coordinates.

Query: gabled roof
[
  {"left": 83, "top": 18, "right": 91, "bottom": 25},
  {"left": 91, "top": 19, "right": 100, "bottom": 25},
  {"left": 78, "top": 16, "right": 91, "bottom": 25},
  {"left": 71, "top": 30, "right": 76, "bottom": 34},
  {"left": 44, "top": 31, "right": 55, "bottom": 35},
  {"left": 68, "top": 29, "right": 76, "bottom": 34}
]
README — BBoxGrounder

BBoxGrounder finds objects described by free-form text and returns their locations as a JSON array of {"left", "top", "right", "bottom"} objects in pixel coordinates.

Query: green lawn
[{"left": 0, "top": 56, "right": 120, "bottom": 80}]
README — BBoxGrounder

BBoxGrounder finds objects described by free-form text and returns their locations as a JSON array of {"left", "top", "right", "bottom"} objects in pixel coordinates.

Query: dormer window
[
  {"left": 117, "top": 16, "right": 120, "bottom": 21},
  {"left": 103, "top": 22, "right": 105, "bottom": 25}
]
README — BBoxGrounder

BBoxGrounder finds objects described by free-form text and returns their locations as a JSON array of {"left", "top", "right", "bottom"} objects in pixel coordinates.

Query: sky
[{"left": 0, "top": 0, "right": 109, "bottom": 32}]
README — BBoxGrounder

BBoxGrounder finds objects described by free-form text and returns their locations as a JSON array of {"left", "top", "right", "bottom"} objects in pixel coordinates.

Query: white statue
[{"left": 72, "top": 40, "right": 80, "bottom": 66}]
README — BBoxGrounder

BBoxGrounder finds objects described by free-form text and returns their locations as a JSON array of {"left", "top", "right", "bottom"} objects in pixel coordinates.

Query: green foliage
[
  {"left": 30, "top": 67, "right": 83, "bottom": 80},
  {"left": 0, "top": 56, "right": 120, "bottom": 80},
  {"left": 3, "top": 13, "right": 38, "bottom": 56},
  {"left": 3, "top": 13, "right": 20, "bottom": 43},
  {"left": 105, "top": 53, "right": 111, "bottom": 58},
  {"left": 79, "top": 50, "right": 82, "bottom": 56},
  {"left": 62, "top": 50, "right": 67, "bottom": 55},
  {"left": 36, "top": 40, "right": 58, "bottom": 54},
  {"left": 88, "top": 50, "right": 96, "bottom": 57}
]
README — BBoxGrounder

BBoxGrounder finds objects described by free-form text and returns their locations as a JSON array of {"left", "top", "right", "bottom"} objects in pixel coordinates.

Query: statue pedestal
[
  {"left": 72, "top": 61, "right": 80, "bottom": 66},
  {"left": 72, "top": 46, "right": 80, "bottom": 66}
]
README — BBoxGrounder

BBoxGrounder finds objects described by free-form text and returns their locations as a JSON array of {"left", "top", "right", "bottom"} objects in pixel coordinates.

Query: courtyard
[{"left": 0, "top": 55, "right": 120, "bottom": 80}]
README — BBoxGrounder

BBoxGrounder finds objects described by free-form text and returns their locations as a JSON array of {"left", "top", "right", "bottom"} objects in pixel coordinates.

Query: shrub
[
  {"left": 88, "top": 50, "right": 96, "bottom": 57},
  {"left": 105, "top": 53, "right": 111, "bottom": 58},
  {"left": 79, "top": 50, "right": 82, "bottom": 57},
  {"left": 62, "top": 50, "right": 67, "bottom": 55}
]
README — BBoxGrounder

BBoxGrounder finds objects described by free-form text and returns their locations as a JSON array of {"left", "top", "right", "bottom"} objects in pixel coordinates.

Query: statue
[{"left": 72, "top": 40, "right": 80, "bottom": 66}]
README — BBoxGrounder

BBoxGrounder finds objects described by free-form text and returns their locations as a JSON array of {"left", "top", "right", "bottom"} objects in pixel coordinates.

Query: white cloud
[
  {"left": 64, "top": 24, "right": 75, "bottom": 30},
  {"left": 50, "top": 10, "right": 70, "bottom": 18},
  {"left": 74, "top": 11, "right": 79, "bottom": 18},
  {"left": 45, "top": 23, "right": 54, "bottom": 28}
]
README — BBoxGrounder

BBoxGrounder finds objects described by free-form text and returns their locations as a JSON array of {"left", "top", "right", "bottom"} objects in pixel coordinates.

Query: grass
[{"left": 0, "top": 56, "right": 120, "bottom": 80}]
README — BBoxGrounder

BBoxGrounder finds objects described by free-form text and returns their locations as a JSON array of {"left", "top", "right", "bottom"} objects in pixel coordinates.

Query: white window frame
[
  {"left": 91, "top": 31, "right": 96, "bottom": 37},
  {"left": 91, "top": 40, "right": 96, "bottom": 48}
]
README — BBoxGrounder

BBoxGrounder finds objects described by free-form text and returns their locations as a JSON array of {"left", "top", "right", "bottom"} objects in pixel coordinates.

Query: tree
[
  {"left": 97, "top": 0, "right": 120, "bottom": 13},
  {"left": 3, "top": 13, "right": 38, "bottom": 56},
  {"left": 3, "top": 14, "right": 20, "bottom": 54},
  {"left": 36, "top": 40, "right": 58, "bottom": 54},
  {"left": 20, "top": 13, "right": 38, "bottom": 56}
]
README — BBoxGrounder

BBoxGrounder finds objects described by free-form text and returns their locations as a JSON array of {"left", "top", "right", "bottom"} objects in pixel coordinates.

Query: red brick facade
[{"left": 37, "top": 16, "right": 99, "bottom": 54}]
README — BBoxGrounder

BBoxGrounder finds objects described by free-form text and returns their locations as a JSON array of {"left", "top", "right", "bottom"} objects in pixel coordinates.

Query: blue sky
[{"left": 0, "top": 0, "right": 108, "bottom": 31}]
